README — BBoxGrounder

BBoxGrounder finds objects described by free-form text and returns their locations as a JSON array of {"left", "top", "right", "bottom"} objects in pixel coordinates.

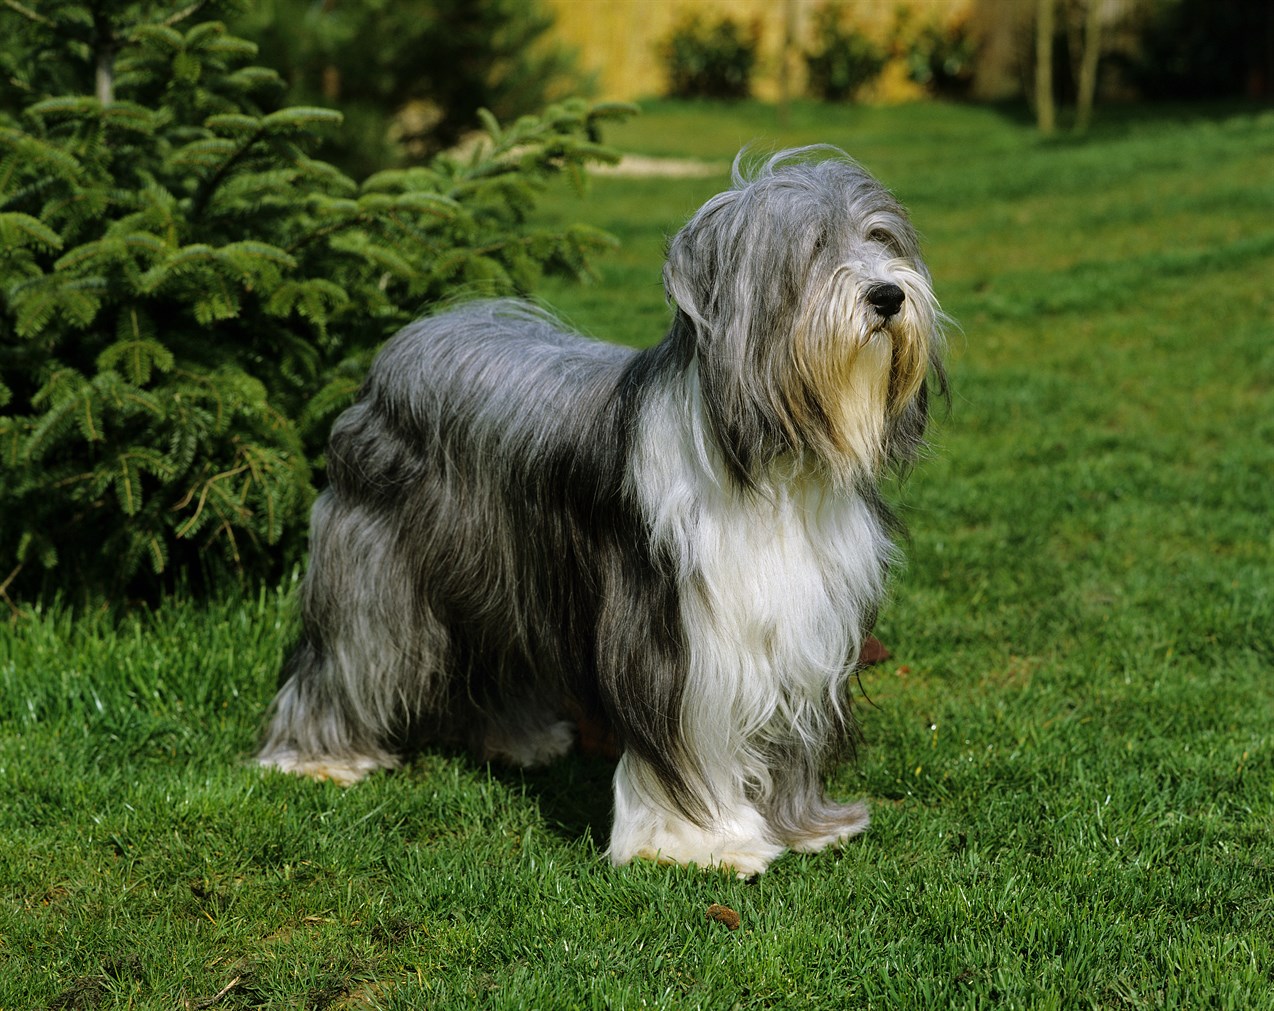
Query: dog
[{"left": 258, "top": 146, "right": 948, "bottom": 876}]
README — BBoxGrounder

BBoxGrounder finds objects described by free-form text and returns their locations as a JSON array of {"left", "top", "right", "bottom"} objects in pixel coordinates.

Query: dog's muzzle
[
  {"left": 866, "top": 281, "right": 907, "bottom": 317},
  {"left": 866, "top": 283, "right": 905, "bottom": 319}
]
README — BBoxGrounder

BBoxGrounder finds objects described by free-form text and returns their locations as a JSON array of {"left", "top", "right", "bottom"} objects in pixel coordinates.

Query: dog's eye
[{"left": 868, "top": 229, "right": 892, "bottom": 246}]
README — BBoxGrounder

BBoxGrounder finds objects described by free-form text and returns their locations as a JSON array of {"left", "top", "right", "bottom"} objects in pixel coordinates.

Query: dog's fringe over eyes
[{"left": 258, "top": 145, "right": 949, "bottom": 876}]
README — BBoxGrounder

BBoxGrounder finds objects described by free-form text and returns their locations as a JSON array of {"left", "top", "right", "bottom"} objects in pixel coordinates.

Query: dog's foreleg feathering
[{"left": 605, "top": 372, "right": 888, "bottom": 875}]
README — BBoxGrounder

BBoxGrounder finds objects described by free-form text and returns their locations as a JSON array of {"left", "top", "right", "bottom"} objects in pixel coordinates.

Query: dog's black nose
[{"left": 867, "top": 283, "right": 905, "bottom": 319}]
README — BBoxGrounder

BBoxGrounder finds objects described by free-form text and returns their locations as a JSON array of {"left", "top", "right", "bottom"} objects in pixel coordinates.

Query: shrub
[
  {"left": 1120, "top": 0, "right": 1270, "bottom": 100},
  {"left": 903, "top": 15, "right": 977, "bottom": 98},
  {"left": 0, "top": 2, "right": 630, "bottom": 605},
  {"left": 659, "top": 13, "right": 759, "bottom": 100},
  {"left": 804, "top": 3, "right": 886, "bottom": 102}
]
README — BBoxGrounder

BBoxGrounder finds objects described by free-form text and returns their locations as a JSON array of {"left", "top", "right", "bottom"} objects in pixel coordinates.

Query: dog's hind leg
[
  {"left": 256, "top": 637, "right": 403, "bottom": 786},
  {"left": 478, "top": 694, "right": 575, "bottom": 768},
  {"left": 258, "top": 493, "right": 442, "bottom": 785}
]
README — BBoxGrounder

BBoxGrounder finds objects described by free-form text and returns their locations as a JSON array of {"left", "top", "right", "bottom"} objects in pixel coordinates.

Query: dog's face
[{"left": 662, "top": 149, "right": 945, "bottom": 486}]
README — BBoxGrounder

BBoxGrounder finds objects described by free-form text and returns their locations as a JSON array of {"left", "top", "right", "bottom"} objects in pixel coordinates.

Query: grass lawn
[{"left": 2, "top": 99, "right": 1272, "bottom": 1008}]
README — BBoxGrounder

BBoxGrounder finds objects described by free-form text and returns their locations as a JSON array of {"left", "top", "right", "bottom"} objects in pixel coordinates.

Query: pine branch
[
  {"left": 1, "top": 0, "right": 53, "bottom": 27},
  {"left": 0, "top": 562, "right": 22, "bottom": 617},
  {"left": 162, "top": 1, "right": 210, "bottom": 28},
  {"left": 187, "top": 127, "right": 269, "bottom": 218}
]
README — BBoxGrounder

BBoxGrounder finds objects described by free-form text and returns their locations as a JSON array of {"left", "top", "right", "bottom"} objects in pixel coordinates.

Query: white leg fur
[
  {"left": 257, "top": 662, "right": 403, "bottom": 786},
  {"left": 608, "top": 753, "right": 786, "bottom": 877}
]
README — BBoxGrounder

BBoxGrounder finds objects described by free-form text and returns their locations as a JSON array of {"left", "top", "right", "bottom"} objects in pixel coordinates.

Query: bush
[
  {"left": 902, "top": 15, "right": 977, "bottom": 99},
  {"left": 1120, "top": 0, "right": 1271, "bottom": 100},
  {"left": 0, "top": 2, "right": 630, "bottom": 605},
  {"left": 804, "top": 3, "right": 886, "bottom": 102},
  {"left": 659, "top": 14, "right": 759, "bottom": 100}
]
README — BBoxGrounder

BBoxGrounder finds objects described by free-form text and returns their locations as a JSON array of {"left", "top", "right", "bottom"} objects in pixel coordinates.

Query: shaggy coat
[{"left": 258, "top": 147, "right": 948, "bottom": 875}]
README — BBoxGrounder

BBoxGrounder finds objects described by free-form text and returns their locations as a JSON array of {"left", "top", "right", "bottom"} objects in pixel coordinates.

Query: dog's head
[{"left": 663, "top": 147, "right": 948, "bottom": 487}]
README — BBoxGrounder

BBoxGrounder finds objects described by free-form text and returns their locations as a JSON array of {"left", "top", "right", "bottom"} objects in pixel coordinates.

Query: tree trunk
[
  {"left": 777, "top": 0, "right": 797, "bottom": 130},
  {"left": 93, "top": 10, "right": 115, "bottom": 105},
  {"left": 96, "top": 48, "right": 114, "bottom": 105},
  {"left": 1035, "top": 0, "right": 1056, "bottom": 135},
  {"left": 1074, "top": 0, "right": 1103, "bottom": 133}
]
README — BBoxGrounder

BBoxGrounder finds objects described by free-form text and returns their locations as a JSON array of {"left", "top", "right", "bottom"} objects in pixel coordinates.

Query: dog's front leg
[{"left": 606, "top": 751, "right": 786, "bottom": 877}]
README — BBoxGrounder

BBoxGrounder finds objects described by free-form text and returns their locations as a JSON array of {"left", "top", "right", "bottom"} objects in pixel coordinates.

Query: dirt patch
[{"left": 593, "top": 155, "right": 727, "bottom": 179}]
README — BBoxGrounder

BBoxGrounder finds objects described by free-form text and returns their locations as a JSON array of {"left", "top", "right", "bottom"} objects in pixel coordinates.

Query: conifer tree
[{"left": 0, "top": 0, "right": 629, "bottom": 606}]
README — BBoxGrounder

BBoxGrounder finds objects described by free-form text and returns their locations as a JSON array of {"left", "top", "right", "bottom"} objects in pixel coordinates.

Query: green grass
[{"left": 3, "top": 100, "right": 1273, "bottom": 1008}]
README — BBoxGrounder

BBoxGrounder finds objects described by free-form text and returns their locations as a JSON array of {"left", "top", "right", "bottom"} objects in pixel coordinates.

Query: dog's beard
[
  {"left": 789, "top": 259, "right": 940, "bottom": 480},
  {"left": 662, "top": 149, "right": 947, "bottom": 493}
]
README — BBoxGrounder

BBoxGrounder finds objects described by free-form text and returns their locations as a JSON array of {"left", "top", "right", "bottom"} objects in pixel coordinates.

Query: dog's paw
[
  {"left": 624, "top": 837, "right": 786, "bottom": 878},
  {"left": 610, "top": 801, "right": 786, "bottom": 877},
  {"left": 258, "top": 750, "right": 394, "bottom": 786},
  {"left": 482, "top": 719, "right": 575, "bottom": 768}
]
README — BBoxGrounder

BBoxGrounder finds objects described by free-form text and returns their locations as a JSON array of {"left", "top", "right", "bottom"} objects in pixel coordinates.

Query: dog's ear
[
  {"left": 662, "top": 192, "right": 735, "bottom": 330},
  {"left": 662, "top": 192, "right": 820, "bottom": 488}
]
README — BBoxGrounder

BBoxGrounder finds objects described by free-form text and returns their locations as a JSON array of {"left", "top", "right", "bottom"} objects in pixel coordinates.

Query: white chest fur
[{"left": 630, "top": 373, "right": 893, "bottom": 759}]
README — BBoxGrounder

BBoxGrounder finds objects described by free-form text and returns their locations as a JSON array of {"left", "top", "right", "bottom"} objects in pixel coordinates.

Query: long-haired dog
[{"left": 258, "top": 146, "right": 948, "bottom": 876}]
